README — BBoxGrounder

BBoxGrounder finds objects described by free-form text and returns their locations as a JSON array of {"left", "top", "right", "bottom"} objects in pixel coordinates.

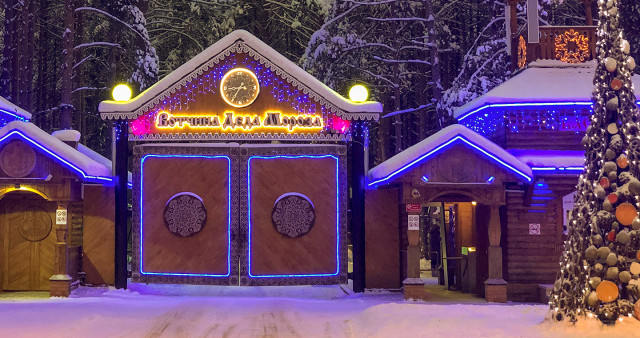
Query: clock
[{"left": 220, "top": 68, "right": 260, "bottom": 108}]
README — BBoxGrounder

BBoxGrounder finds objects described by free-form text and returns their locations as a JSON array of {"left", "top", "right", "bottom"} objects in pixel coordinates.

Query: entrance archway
[{"left": 0, "top": 190, "right": 57, "bottom": 291}]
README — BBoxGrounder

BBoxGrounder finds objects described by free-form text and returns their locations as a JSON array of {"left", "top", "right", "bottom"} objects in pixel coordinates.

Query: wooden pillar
[
  {"left": 351, "top": 122, "right": 366, "bottom": 293},
  {"left": 114, "top": 120, "right": 129, "bottom": 289},
  {"left": 582, "top": 0, "right": 594, "bottom": 26},
  {"left": 484, "top": 204, "right": 507, "bottom": 302},
  {"left": 403, "top": 206, "right": 424, "bottom": 300},
  {"left": 50, "top": 205, "right": 72, "bottom": 297}
]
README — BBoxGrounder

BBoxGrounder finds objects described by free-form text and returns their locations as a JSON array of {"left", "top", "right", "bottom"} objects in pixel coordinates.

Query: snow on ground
[{"left": 0, "top": 282, "right": 638, "bottom": 337}]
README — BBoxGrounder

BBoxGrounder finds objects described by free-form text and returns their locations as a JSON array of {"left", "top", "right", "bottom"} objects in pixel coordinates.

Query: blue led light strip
[
  {"left": 457, "top": 101, "right": 640, "bottom": 122},
  {"left": 531, "top": 166, "right": 584, "bottom": 173},
  {"left": 139, "top": 154, "right": 232, "bottom": 277},
  {"left": 368, "top": 136, "right": 532, "bottom": 187},
  {"left": 0, "top": 130, "right": 112, "bottom": 183},
  {"left": 248, "top": 155, "right": 340, "bottom": 278},
  {"left": 0, "top": 109, "right": 29, "bottom": 121}
]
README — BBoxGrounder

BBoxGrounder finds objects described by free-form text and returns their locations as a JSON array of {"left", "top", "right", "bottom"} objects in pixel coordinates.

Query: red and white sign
[
  {"left": 529, "top": 223, "right": 541, "bottom": 235},
  {"left": 406, "top": 204, "right": 421, "bottom": 213}
]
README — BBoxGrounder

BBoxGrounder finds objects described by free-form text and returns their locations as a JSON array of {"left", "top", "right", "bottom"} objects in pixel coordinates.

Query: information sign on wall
[
  {"left": 56, "top": 208, "right": 67, "bottom": 225},
  {"left": 529, "top": 223, "right": 541, "bottom": 235},
  {"left": 408, "top": 215, "right": 420, "bottom": 231},
  {"left": 406, "top": 204, "right": 421, "bottom": 213}
]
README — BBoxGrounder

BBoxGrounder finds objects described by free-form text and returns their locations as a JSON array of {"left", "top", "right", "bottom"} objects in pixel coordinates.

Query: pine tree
[{"left": 550, "top": 0, "right": 640, "bottom": 324}]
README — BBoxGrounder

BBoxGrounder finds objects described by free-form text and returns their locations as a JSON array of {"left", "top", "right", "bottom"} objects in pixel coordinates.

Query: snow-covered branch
[
  {"left": 74, "top": 42, "right": 121, "bottom": 50},
  {"left": 75, "top": 7, "right": 146, "bottom": 41}
]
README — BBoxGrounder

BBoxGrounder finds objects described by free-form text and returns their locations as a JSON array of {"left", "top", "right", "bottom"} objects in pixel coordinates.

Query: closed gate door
[
  {"left": 239, "top": 145, "right": 347, "bottom": 285},
  {"left": 133, "top": 145, "right": 239, "bottom": 285},
  {"left": 133, "top": 144, "right": 347, "bottom": 286},
  {"left": 1, "top": 196, "right": 56, "bottom": 291}
]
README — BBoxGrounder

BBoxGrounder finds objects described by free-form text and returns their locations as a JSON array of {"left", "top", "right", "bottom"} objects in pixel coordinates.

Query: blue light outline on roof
[
  {"left": 0, "top": 130, "right": 112, "bottom": 183},
  {"left": 368, "top": 135, "right": 533, "bottom": 187},
  {"left": 247, "top": 154, "right": 340, "bottom": 278},
  {"left": 0, "top": 109, "right": 29, "bottom": 121},
  {"left": 139, "top": 154, "right": 232, "bottom": 278},
  {"left": 457, "top": 101, "right": 640, "bottom": 122}
]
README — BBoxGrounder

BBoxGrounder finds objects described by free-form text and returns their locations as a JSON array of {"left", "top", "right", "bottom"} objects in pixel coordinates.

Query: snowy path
[{"left": 0, "top": 284, "right": 637, "bottom": 337}]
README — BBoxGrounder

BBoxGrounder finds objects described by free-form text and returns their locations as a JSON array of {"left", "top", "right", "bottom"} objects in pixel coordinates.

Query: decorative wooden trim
[
  {"left": 129, "top": 132, "right": 351, "bottom": 142},
  {"left": 102, "top": 41, "right": 379, "bottom": 122}
]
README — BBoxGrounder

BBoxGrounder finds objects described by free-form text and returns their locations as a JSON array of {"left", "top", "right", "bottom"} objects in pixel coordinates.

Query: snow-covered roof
[
  {"left": 0, "top": 121, "right": 115, "bottom": 184},
  {"left": 99, "top": 30, "right": 381, "bottom": 121},
  {"left": 509, "top": 149, "right": 585, "bottom": 175},
  {"left": 0, "top": 95, "right": 31, "bottom": 120},
  {"left": 454, "top": 60, "right": 640, "bottom": 120},
  {"left": 368, "top": 124, "right": 533, "bottom": 187}
]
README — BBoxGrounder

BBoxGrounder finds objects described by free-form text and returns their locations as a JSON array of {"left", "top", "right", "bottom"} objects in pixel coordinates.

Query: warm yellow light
[
  {"left": 349, "top": 85, "right": 369, "bottom": 102},
  {"left": 472, "top": 201, "right": 477, "bottom": 206},
  {"left": 468, "top": 247, "right": 477, "bottom": 252},
  {"left": 0, "top": 186, "right": 50, "bottom": 200},
  {"left": 112, "top": 84, "right": 132, "bottom": 102}
]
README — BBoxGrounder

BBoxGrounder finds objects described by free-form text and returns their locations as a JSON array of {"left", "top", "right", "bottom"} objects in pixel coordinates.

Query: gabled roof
[
  {"left": 0, "top": 95, "right": 31, "bottom": 120},
  {"left": 368, "top": 124, "right": 533, "bottom": 187},
  {"left": 0, "top": 121, "right": 113, "bottom": 183},
  {"left": 99, "top": 30, "right": 381, "bottom": 121},
  {"left": 454, "top": 60, "right": 640, "bottom": 120}
]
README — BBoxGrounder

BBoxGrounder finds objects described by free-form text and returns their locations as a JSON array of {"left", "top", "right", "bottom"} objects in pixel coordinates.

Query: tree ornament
[
  {"left": 629, "top": 179, "right": 640, "bottom": 195},
  {"left": 607, "top": 252, "right": 618, "bottom": 266},
  {"left": 616, "top": 203, "right": 637, "bottom": 226},
  {"left": 609, "top": 7, "right": 618, "bottom": 16},
  {"left": 598, "top": 246, "right": 612, "bottom": 259},
  {"left": 611, "top": 78, "right": 623, "bottom": 90},
  {"left": 593, "top": 234, "right": 604, "bottom": 246},
  {"left": 604, "top": 161, "right": 618, "bottom": 174},
  {"left": 607, "top": 123, "right": 619, "bottom": 134},
  {"left": 628, "top": 56, "right": 636, "bottom": 71},
  {"left": 617, "top": 231, "right": 630, "bottom": 244},
  {"left": 604, "top": 200, "right": 614, "bottom": 212},
  {"left": 622, "top": 40, "right": 631, "bottom": 55},
  {"left": 605, "top": 57, "right": 618, "bottom": 72},
  {"left": 588, "top": 291, "right": 600, "bottom": 307},
  {"left": 597, "top": 280, "right": 620, "bottom": 302},
  {"left": 631, "top": 262, "right": 640, "bottom": 276},
  {"left": 586, "top": 245, "right": 598, "bottom": 260},
  {"left": 607, "top": 97, "right": 620, "bottom": 111},
  {"left": 591, "top": 277, "right": 602, "bottom": 289},
  {"left": 607, "top": 193, "right": 619, "bottom": 205},
  {"left": 617, "top": 154, "right": 629, "bottom": 169},
  {"left": 606, "top": 0, "right": 615, "bottom": 9},
  {"left": 606, "top": 148, "right": 617, "bottom": 160},
  {"left": 620, "top": 271, "right": 632, "bottom": 284},
  {"left": 635, "top": 301, "right": 640, "bottom": 321},
  {"left": 607, "top": 267, "right": 620, "bottom": 280},
  {"left": 608, "top": 171, "right": 617, "bottom": 181}
]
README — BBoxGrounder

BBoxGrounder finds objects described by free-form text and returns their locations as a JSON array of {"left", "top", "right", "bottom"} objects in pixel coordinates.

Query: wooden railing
[{"left": 513, "top": 26, "right": 597, "bottom": 69}]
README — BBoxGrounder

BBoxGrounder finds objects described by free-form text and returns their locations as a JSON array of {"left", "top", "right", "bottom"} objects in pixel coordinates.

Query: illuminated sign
[{"left": 155, "top": 111, "right": 323, "bottom": 132}]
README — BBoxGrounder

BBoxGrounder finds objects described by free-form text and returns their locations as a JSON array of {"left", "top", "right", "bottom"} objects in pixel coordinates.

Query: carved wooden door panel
[
  {"left": 239, "top": 145, "right": 348, "bottom": 286},
  {"left": 1, "top": 197, "right": 55, "bottom": 291},
  {"left": 132, "top": 145, "right": 239, "bottom": 286}
]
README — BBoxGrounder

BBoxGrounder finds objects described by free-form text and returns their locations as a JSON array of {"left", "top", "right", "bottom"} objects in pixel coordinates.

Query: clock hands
[{"left": 231, "top": 82, "right": 247, "bottom": 101}]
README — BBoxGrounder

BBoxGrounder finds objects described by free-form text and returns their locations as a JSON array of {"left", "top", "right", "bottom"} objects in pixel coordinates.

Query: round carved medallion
[
  {"left": 17, "top": 205, "right": 53, "bottom": 242},
  {"left": 163, "top": 193, "right": 207, "bottom": 237},
  {"left": 271, "top": 193, "right": 316, "bottom": 238},
  {"left": 0, "top": 141, "right": 36, "bottom": 178}
]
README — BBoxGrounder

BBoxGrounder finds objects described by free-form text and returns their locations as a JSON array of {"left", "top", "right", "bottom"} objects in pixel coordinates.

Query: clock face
[{"left": 220, "top": 68, "right": 260, "bottom": 108}]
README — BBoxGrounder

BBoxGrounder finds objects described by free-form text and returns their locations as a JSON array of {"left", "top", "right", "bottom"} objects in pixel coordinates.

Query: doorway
[{"left": 419, "top": 200, "right": 487, "bottom": 299}]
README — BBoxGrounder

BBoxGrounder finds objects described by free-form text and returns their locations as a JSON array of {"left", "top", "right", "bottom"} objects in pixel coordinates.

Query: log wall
[
  {"left": 82, "top": 185, "right": 115, "bottom": 285},
  {"left": 364, "top": 188, "right": 400, "bottom": 289}
]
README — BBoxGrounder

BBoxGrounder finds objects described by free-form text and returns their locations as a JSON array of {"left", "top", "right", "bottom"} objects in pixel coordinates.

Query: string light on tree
[{"left": 550, "top": 0, "right": 640, "bottom": 325}]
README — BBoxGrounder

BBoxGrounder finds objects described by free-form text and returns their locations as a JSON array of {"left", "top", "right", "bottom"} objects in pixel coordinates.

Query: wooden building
[
  {"left": 98, "top": 30, "right": 381, "bottom": 287},
  {"left": 365, "top": 61, "right": 640, "bottom": 302},
  {"left": 0, "top": 97, "right": 121, "bottom": 296}
]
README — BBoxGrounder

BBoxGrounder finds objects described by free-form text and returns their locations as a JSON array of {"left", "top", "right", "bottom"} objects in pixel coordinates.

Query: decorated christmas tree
[{"left": 550, "top": 0, "right": 640, "bottom": 324}]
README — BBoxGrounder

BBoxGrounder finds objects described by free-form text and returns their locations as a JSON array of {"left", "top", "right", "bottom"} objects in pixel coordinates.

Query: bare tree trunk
[
  {"left": 60, "top": 0, "right": 75, "bottom": 129},
  {"left": 1, "top": 0, "right": 14, "bottom": 99},
  {"left": 19, "top": 0, "right": 34, "bottom": 112},
  {"left": 425, "top": 0, "right": 443, "bottom": 130}
]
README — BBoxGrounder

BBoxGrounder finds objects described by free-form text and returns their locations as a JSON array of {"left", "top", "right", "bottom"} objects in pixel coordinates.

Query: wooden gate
[
  {"left": 0, "top": 194, "right": 56, "bottom": 291},
  {"left": 133, "top": 144, "right": 347, "bottom": 286},
  {"left": 240, "top": 145, "right": 348, "bottom": 286}
]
